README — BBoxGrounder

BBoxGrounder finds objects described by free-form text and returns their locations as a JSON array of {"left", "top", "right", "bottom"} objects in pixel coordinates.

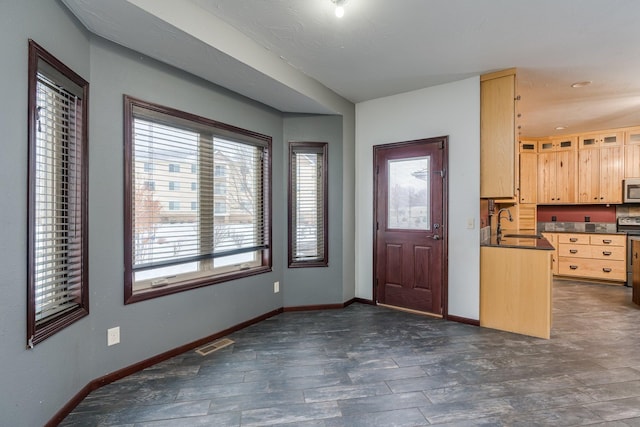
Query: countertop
[{"left": 481, "top": 233, "right": 555, "bottom": 250}]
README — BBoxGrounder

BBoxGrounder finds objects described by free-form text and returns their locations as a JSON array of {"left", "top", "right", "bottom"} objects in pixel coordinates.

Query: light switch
[{"left": 467, "top": 218, "right": 475, "bottom": 229}]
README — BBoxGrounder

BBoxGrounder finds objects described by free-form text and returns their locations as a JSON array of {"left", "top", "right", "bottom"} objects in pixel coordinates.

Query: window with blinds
[
  {"left": 124, "top": 96, "right": 272, "bottom": 302},
  {"left": 288, "top": 142, "right": 328, "bottom": 267},
  {"left": 27, "top": 40, "right": 89, "bottom": 347}
]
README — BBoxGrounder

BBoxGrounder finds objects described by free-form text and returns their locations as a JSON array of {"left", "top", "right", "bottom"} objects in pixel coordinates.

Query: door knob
[{"left": 430, "top": 235, "right": 440, "bottom": 240}]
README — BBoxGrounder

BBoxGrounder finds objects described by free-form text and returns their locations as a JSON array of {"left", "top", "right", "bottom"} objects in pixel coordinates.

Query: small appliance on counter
[
  {"left": 623, "top": 178, "right": 640, "bottom": 203},
  {"left": 617, "top": 216, "right": 640, "bottom": 288}
]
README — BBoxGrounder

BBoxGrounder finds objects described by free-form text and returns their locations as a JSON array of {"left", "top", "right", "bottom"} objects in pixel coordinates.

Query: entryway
[{"left": 373, "top": 136, "right": 448, "bottom": 316}]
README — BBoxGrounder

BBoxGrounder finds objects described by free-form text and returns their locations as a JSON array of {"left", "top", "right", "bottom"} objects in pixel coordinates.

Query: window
[
  {"left": 144, "top": 162, "right": 153, "bottom": 172},
  {"left": 214, "top": 182, "right": 226, "bottom": 195},
  {"left": 168, "top": 181, "right": 180, "bottom": 191},
  {"left": 27, "top": 40, "right": 89, "bottom": 346},
  {"left": 191, "top": 163, "right": 197, "bottom": 174},
  {"left": 169, "top": 163, "right": 180, "bottom": 173},
  {"left": 191, "top": 182, "right": 197, "bottom": 191},
  {"left": 124, "top": 96, "right": 272, "bottom": 303},
  {"left": 288, "top": 142, "right": 328, "bottom": 267},
  {"left": 144, "top": 181, "right": 155, "bottom": 191}
]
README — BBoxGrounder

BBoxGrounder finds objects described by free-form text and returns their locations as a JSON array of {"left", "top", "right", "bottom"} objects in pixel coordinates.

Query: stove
[{"left": 617, "top": 216, "right": 640, "bottom": 287}]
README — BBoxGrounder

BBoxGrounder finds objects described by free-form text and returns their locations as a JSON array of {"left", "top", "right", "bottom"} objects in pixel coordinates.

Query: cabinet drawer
[
  {"left": 557, "top": 234, "right": 589, "bottom": 245},
  {"left": 558, "top": 245, "right": 591, "bottom": 258},
  {"left": 558, "top": 257, "right": 626, "bottom": 281},
  {"left": 590, "top": 245, "right": 626, "bottom": 261},
  {"left": 589, "top": 234, "right": 626, "bottom": 246}
]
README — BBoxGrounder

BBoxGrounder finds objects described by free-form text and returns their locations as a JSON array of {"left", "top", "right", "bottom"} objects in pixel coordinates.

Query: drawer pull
[
  {"left": 602, "top": 251, "right": 612, "bottom": 256},
  {"left": 570, "top": 265, "right": 578, "bottom": 270},
  {"left": 569, "top": 238, "right": 578, "bottom": 242},
  {"left": 602, "top": 268, "right": 612, "bottom": 273},
  {"left": 570, "top": 249, "right": 578, "bottom": 254},
  {"left": 602, "top": 239, "right": 612, "bottom": 244}
]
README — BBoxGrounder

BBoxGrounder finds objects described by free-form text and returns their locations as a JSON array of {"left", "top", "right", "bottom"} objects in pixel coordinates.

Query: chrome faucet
[{"left": 496, "top": 208, "right": 513, "bottom": 239}]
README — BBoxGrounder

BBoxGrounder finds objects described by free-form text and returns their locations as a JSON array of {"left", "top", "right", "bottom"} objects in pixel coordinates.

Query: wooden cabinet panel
[
  {"left": 538, "top": 150, "right": 577, "bottom": 204},
  {"left": 625, "top": 144, "right": 640, "bottom": 178},
  {"left": 590, "top": 245, "right": 626, "bottom": 261},
  {"left": 559, "top": 245, "right": 591, "bottom": 258},
  {"left": 579, "top": 131, "right": 623, "bottom": 148},
  {"left": 481, "top": 72, "right": 515, "bottom": 198},
  {"left": 542, "top": 232, "right": 559, "bottom": 275},
  {"left": 578, "top": 148, "right": 599, "bottom": 203},
  {"left": 519, "top": 153, "right": 537, "bottom": 203},
  {"left": 589, "top": 234, "right": 626, "bottom": 246},
  {"left": 558, "top": 233, "right": 590, "bottom": 245},
  {"left": 558, "top": 257, "right": 626, "bottom": 281},
  {"left": 578, "top": 146, "right": 623, "bottom": 203}
]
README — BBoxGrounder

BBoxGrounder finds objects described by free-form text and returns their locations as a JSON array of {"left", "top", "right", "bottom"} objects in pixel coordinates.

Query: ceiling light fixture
[
  {"left": 555, "top": 126, "right": 567, "bottom": 130},
  {"left": 332, "top": 0, "right": 347, "bottom": 18},
  {"left": 571, "top": 81, "right": 592, "bottom": 88}
]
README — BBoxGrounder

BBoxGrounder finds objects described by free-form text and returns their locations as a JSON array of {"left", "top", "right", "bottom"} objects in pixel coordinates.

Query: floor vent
[{"left": 195, "top": 338, "right": 235, "bottom": 356}]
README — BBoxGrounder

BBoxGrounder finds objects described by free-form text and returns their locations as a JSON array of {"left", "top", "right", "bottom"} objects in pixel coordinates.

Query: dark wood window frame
[
  {"left": 27, "top": 40, "right": 90, "bottom": 347},
  {"left": 123, "top": 96, "right": 272, "bottom": 304},
  {"left": 288, "top": 142, "right": 329, "bottom": 268}
]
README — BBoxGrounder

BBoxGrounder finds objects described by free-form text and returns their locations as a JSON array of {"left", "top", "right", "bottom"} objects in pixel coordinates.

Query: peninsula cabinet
[
  {"left": 537, "top": 149, "right": 577, "bottom": 204},
  {"left": 625, "top": 126, "right": 640, "bottom": 178},
  {"left": 481, "top": 69, "right": 516, "bottom": 198},
  {"left": 578, "top": 145, "right": 624, "bottom": 203}
]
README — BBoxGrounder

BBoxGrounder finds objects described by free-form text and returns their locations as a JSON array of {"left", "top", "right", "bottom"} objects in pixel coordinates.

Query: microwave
[{"left": 624, "top": 178, "right": 640, "bottom": 203}]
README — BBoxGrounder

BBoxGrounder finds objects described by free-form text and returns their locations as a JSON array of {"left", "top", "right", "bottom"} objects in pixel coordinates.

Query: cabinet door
[
  {"left": 599, "top": 146, "right": 624, "bottom": 203},
  {"left": 625, "top": 145, "right": 640, "bottom": 178},
  {"left": 555, "top": 150, "right": 577, "bottom": 203},
  {"left": 537, "top": 152, "right": 556, "bottom": 203},
  {"left": 518, "top": 204, "right": 537, "bottom": 230},
  {"left": 519, "top": 153, "right": 537, "bottom": 203},
  {"left": 578, "top": 148, "right": 600, "bottom": 203},
  {"left": 480, "top": 73, "right": 515, "bottom": 198}
]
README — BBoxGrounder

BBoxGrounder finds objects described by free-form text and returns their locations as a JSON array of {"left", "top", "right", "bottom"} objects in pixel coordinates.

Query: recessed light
[
  {"left": 555, "top": 126, "right": 567, "bottom": 130},
  {"left": 571, "top": 81, "right": 592, "bottom": 88}
]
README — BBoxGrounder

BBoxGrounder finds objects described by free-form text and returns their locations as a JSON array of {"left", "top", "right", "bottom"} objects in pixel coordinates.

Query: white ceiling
[{"left": 62, "top": 0, "right": 640, "bottom": 137}]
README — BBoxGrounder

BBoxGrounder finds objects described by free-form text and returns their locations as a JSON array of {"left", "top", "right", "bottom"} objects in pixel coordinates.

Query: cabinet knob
[
  {"left": 570, "top": 265, "right": 578, "bottom": 270},
  {"left": 603, "top": 251, "right": 612, "bottom": 256},
  {"left": 602, "top": 268, "right": 612, "bottom": 273},
  {"left": 602, "top": 239, "right": 612, "bottom": 244},
  {"left": 570, "top": 249, "right": 578, "bottom": 254},
  {"left": 570, "top": 238, "right": 578, "bottom": 242}
]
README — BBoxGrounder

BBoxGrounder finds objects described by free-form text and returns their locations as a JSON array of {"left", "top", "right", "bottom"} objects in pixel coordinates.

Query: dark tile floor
[{"left": 61, "top": 280, "right": 640, "bottom": 426}]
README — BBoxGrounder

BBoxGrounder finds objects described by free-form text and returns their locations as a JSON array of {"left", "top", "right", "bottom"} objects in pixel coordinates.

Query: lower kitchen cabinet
[
  {"left": 557, "top": 233, "right": 626, "bottom": 282},
  {"left": 542, "top": 232, "right": 559, "bottom": 275}
]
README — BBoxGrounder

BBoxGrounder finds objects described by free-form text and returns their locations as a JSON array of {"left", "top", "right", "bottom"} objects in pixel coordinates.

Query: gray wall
[
  {"left": 0, "top": 1, "right": 348, "bottom": 425},
  {"left": 282, "top": 114, "right": 344, "bottom": 307}
]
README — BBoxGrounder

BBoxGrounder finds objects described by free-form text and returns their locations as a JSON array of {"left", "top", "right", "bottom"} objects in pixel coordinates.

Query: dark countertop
[
  {"left": 539, "top": 230, "right": 626, "bottom": 235},
  {"left": 481, "top": 233, "right": 555, "bottom": 250}
]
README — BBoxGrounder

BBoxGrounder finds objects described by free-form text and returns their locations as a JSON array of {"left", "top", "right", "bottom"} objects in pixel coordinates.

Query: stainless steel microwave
[{"left": 624, "top": 178, "right": 640, "bottom": 203}]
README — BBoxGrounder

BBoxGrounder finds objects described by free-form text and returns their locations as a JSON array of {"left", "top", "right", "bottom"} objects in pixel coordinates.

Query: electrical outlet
[
  {"left": 107, "top": 326, "right": 120, "bottom": 346},
  {"left": 274, "top": 281, "right": 280, "bottom": 293}
]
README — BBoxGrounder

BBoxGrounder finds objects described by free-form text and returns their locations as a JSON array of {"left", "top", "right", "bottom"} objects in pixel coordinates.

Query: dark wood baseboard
[
  {"left": 447, "top": 314, "right": 480, "bottom": 326},
  {"left": 352, "top": 297, "right": 375, "bottom": 305},
  {"left": 46, "top": 307, "right": 283, "bottom": 426},
  {"left": 283, "top": 303, "right": 345, "bottom": 312}
]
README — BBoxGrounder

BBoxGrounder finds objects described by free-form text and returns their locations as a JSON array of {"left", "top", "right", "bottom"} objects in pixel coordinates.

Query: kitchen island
[{"left": 480, "top": 233, "right": 554, "bottom": 339}]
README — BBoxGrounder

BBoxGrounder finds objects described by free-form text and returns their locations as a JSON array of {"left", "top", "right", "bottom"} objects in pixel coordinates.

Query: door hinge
[{"left": 376, "top": 221, "right": 379, "bottom": 230}]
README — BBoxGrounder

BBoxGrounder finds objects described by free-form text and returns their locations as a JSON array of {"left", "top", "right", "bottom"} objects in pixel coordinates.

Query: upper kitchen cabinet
[
  {"left": 625, "top": 126, "right": 640, "bottom": 178},
  {"left": 578, "top": 143, "right": 624, "bottom": 204},
  {"left": 537, "top": 137, "right": 577, "bottom": 204},
  {"left": 518, "top": 139, "right": 537, "bottom": 204},
  {"left": 579, "top": 131, "right": 623, "bottom": 149},
  {"left": 481, "top": 69, "right": 517, "bottom": 198}
]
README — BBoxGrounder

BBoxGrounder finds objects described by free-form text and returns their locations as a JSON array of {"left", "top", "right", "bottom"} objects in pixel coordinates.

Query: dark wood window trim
[
  {"left": 123, "top": 96, "right": 272, "bottom": 303},
  {"left": 288, "top": 142, "right": 329, "bottom": 268},
  {"left": 27, "top": 40, "right": 90, "bottom": 347}
]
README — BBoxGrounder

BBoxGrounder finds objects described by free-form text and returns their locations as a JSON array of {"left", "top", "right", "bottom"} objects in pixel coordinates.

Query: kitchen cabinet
[
  {"left": 537, "top": 149, "right": 577, "bottom": 204},
  {"left": 625, "top": 126, "right": 640, "bottom": 178},
  {"left": 542, "top": 232, "right": 559, "bottom": 275},
  {"left": 578, "top": 145, "right": 624, "bottom": 203},
  {"left": 519, "top": 145, "right": 537, "bottom": 204},
  {"left": 481, "top": 69, "right": 516, "bottom": 198},
  {"left": 579, "top": 131, "right": 623, "bottom": 149},
  {"left": 481, "top": 246, "right": 552, "bottom": 339},
  {"left": 557, "top": 233, "right": 626, "bottom": 282},
  {"left": 517, "top": 204, "right": 537, "bottom": 231}
]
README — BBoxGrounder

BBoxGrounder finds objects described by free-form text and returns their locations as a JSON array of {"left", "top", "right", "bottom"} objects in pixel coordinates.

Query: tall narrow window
[
  {"left": 288, "top": 142, "right": 328, "bottom": 267},
  {"left": 27, "top": 40, "right": 89, "bottom": 347},
  {"left": 124, "top": 96, "right": 272, "bottom": 303}
]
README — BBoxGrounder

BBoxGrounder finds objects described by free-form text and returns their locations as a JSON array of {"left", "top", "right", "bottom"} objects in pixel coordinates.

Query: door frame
[{"left": 372, "top": 136, "right": 449, "bottom": 318}]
